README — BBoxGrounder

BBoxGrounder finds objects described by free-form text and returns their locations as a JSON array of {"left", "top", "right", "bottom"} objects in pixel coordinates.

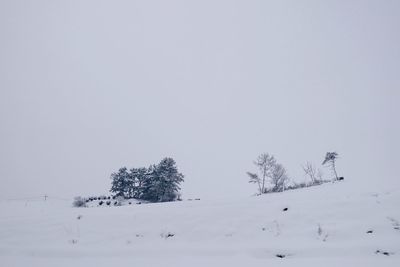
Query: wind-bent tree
[
  {"left": 322, "top": 152, "right": 339, "bottom": 180},
  {"left": 247, "top": 172, "right": 261, "bottom": 194}
]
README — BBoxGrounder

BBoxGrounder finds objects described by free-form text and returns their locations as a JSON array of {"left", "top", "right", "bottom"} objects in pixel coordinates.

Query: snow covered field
[{"left": 1, "top": 182, "right": 399, "bottom": 267}]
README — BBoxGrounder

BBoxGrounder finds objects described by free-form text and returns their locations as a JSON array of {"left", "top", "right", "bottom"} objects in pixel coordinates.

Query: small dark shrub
[
  {"left": 376, "top": 250, "right": 391, "bottom": 256},
  {"left": 99, "top": 201, "right": 104, "bottom": 206},
  {"left": 106, "top": 201, "right": 111, "bottom": 206},
  {"left": 161, "top": 232, "right": 175, "bottom": 239},
  {"left": 72, "top": 197, "right": 87, "bottom": 208}
]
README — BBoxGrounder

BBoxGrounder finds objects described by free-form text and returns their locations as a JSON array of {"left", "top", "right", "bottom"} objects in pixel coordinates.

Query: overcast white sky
[{"left": 1, "top": 0, "right": 399, "bottom": 200}]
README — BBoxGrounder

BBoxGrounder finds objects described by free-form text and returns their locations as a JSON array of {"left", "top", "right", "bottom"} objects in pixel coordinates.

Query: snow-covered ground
[{"left": 0, "top": 182, "right": 399, "bottom": 266}]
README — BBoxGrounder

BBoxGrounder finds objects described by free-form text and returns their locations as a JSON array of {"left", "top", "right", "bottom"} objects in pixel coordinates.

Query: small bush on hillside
[
  {"left": 72, "top": 197, "right": 87, "bottom": 208},
  {"left": 285, "top": 178, "right": 330, "bottom": 191}
]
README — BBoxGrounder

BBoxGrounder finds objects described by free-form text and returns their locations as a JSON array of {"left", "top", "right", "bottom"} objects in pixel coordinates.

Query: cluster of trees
[
  {"left": 247, "top": 153, "right": 290, "bottom": 194},
  {"left": 247, "top": 152, "right": 341, "bottom": 195},
  {"left": 110, "top": 157, "right": 184, "bottom": 202}
]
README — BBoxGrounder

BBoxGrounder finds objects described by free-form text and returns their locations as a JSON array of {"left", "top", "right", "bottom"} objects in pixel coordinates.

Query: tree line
[
  {"left": 110, "top": 157, "right": 184, "bottom": 202},
  {"left": 73, "top": 152, "right": 342, "bottom": 207}
]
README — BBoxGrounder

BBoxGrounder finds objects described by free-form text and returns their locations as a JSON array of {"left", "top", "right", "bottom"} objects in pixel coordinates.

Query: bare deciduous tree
[
  {"left": 271, "top": 163, "right": 289, "bottom": 192},
  {"left": 247, "top": 153, "right": 289, "bottom": 194},
  {"left": 302, "top": 162, "right": 323, "bottom": 184}
]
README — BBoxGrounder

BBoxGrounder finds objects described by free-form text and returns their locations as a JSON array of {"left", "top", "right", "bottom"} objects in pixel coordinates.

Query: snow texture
[{"left": 0, "top": 182, "right": 399, "bottom": 266}]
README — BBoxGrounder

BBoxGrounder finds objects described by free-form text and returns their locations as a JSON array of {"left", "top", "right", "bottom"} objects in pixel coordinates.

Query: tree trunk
[{"left": 332, "top": 160, "right": 338, "bottom": 180}]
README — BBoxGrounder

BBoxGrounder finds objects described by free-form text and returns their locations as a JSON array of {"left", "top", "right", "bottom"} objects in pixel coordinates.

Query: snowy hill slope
[{"left": 0, "top": 182, "right": 399, "bottom": 266}]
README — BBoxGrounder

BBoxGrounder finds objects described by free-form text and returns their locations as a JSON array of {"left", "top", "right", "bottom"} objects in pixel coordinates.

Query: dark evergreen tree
[
  {"left": 110, "top": 167, "right": 130, "bottom": 198},
  {"left": 129, "top": 167, "right": 148, "bottom": 199},
  {"left": 140, "top": 164, "right": 159, "bottom": 202},
  {"left": 154, "top": 158, "right": 184, "bottom": 202}
]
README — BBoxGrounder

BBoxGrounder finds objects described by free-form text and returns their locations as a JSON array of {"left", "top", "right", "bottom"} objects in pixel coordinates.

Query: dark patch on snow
[
  {"left": 76, "top": 215, "right": 82, "bottom": 220},
  {"left": 366, "top": 230, "right": 373, "bottom": 234},
  {"left": 161, "top": 232, "right": 175, "bottom": 239},
  {"left": 276, "top": 254, "right": 286, "bottom": 258},
  {"left": 282, "top": 207, "right": 288, "bottom": 212},
  {"left": 387, "top": 217, "right": 400, "bottom": 231},
  {"left": 376, "top": 250, "right": 392, "bottom": 256}
]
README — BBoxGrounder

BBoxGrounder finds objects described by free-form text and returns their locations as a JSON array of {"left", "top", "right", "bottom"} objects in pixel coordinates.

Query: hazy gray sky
[{"left": 1, "top": 0, "right": 399, "bottom": 199}]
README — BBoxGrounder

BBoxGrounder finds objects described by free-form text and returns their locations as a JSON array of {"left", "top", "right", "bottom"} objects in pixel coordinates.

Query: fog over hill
[{"left": 1, "top": 0, "right": 399, "bottom": 200}]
